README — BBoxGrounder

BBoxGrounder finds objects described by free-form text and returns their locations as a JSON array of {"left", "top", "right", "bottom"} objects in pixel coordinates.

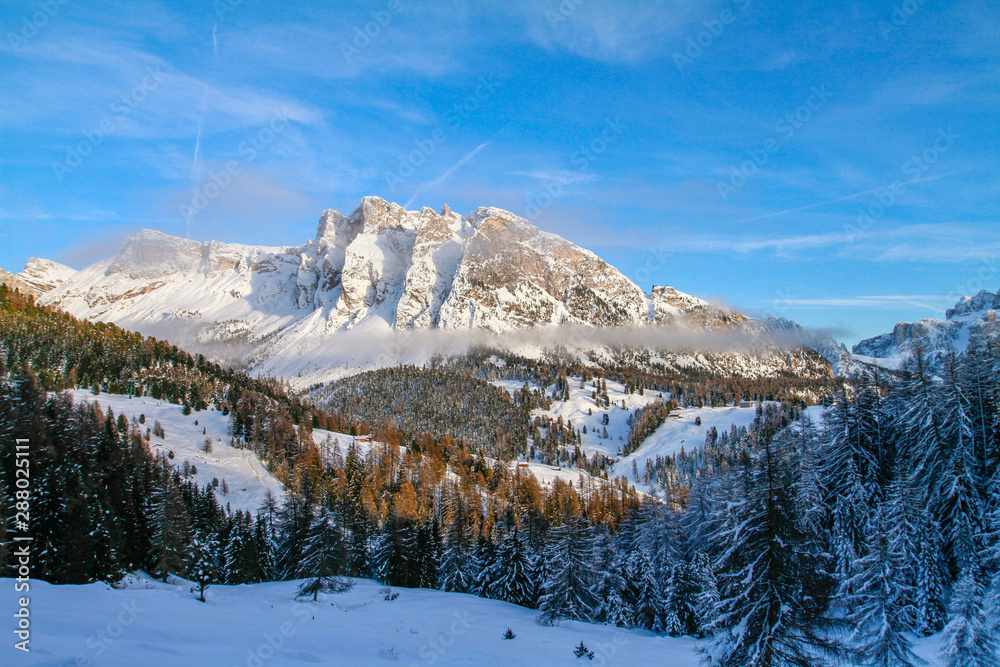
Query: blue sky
[{"left": 1, "top": 0, "right": 997, "bottom": 344}]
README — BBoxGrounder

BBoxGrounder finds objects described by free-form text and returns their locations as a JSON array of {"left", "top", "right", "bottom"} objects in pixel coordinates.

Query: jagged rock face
[
  {"left": 947, "top": 290, "right": 1000, "bottom": 320},
  {"left": 395, "top": 207, "right": 466, "bottom": 329},
  {"left": 18, "top": 196, "right": 836, "bottom": 385},
  {"left": 852, "top": 289, "right": 1000, "bottom": 365},
  {"left": 438, "top": 209, "right": 647, "bottom": 331},
  {"left": 281, "top": 197, "right": 652, "bottom": 333}
]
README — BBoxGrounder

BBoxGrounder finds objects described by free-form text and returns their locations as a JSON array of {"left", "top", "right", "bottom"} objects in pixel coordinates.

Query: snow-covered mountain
[
  {"left": 851, "top": 289, "right": 1000, "bottom": 369},
  {"left": 0, "top": 258, "right": 76, "bottom": 297},
  {"left": 9, "top": 197, "right": 836, "bottom": 386}
]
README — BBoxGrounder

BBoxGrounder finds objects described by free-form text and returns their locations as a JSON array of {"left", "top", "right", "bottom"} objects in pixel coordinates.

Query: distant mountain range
[
  {"left": 3, "top": 197, "right": 840, "bottom": 386},
  {"left": 851, "top": 290, "right": 1000, "bottom": 370}
]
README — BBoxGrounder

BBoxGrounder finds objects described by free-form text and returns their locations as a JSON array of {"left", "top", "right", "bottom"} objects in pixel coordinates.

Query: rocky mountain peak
[
  {"left": 108, "top": 229, "right": 202, "bottom": 278},
  {"left": 851, "top": 288, "right": 1000, "bottom": 369},
  {"left": 20, "top": 257, "right": 77, "bottom": 293},
  {"left": 945, "top": 289, "right": 1000, "bottom": 321},
  {"left": 354, "top": 195, "right": 412, "bottom": 233}
]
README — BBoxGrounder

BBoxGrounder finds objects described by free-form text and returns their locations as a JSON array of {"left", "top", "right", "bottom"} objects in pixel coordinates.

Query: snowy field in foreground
[
  {"left": 1, "top": 576, "right": 699, "bottom": 667},
  {"left": 0, "top": 575, "right": 950, "bottom": 667}
]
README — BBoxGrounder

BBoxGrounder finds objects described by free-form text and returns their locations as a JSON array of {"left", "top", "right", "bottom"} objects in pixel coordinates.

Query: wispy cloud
[
  {"left": 510, "top": 170, "right": 598, "bottom": 184},
  {"left": 734, "top": 171, "right": 967, "bottom": 224},
  {"left": 505, "top": 0, "right": 701, "bottom": 64},
  {"left": 767, "top": 295, "right": 957, "bottom": 311}
]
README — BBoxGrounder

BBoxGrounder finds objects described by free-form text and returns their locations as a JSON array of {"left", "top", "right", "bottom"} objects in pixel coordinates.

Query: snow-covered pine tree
[
  {"left": 882, "top": 461, "right": 920, "bottom": 612},
  {"left": 254, "top": 515, "right": 275, "bottom": 582},
  {"left": 591, "top": 529, "right": 627, "bottom": 625},
  {"left": 939, "top": 566, "right": 998, "bottom": 667},
  {"left": 295, "top": 508, "right": 353, "bottom": 601},
  {"left": 486, "top": 528, "right": 535, "bottom": 608},
  {"left": 936, "top": 351, "right": 985, "bottom": 573},
  {"left": 913, "top": 511, "right": 948, "bottom": 636},
  {"left": 371, "top": 516, "right": 418, "bottom": 588},
  {"left": 224, "top": 518, "right": 266, "bottom": 585},
  {"left": 148, "top": 476, "right": 194, "bottom": 582},
  {"left": 844, "top": 505, "right": 920, "bottom": 667},
  {"left": 473, "top": 534, "right": 499, "bottom": 597},
  {"left": 692, "top": 551, "right": 719, "bottom": 637},
  {"left": 439, "top": 511, "right": 476, "bottom": 594},
  {"left": 961, "top": 335, "right": 998, "bottom": 484},
  {"left": 275, "top": 491, "right": 316, "bottom": 580},
  {"left": 190, "top": 532, "right": 219, "bottom": 602},
  {"left": 659, "top": 560, "right": 686, "bottom": 635},
  {"left": 706, "top": 419, "right": 845, "bottom": 667},
  {"left": 792, "top": 413, "right": 827, "bottom": 538},
  {"left": 821, "top": 395, "right": 876, "bottom": 609},
  {"left": 225, "top": 521, "right": 247, "bottom": 584},
  {"left": 538, "top": 519, "right": 597, "bottom": 625},
  {"left": 414, "top": 519, "right": 441, "bottom": 589}
]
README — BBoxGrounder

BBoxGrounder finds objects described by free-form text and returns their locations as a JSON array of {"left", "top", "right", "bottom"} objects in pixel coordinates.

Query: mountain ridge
[
  {"left": 5, "top": 197, "right": 837, "bottom": 386},
  {"left": 851, "top": 289, "right": 1000, "bottom": 369}
]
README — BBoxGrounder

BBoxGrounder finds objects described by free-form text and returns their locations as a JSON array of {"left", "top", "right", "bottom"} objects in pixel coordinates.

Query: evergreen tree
[
  {"left": 486, "top": 529, "right": 535, "bottom": 608},
  {"left": 914, "top": 512, "right": 948, "bottom": 636},
  {"left": 473, "top": 534, "right": 498, "bottom": 596},
  {"left": 295, "top": 509, "right": 353, "bottom": 601},
  {"left": 936, "top": 352, "right": 984, "bottom": 573},
  {"left": 633, "top": 551, "right": 667, "bottom": 633},
  {"left": 706, "top": 421, "right": 845, "bottom": 667},
  {"left": 538, "top": 519, "right": 597, "bottom": 625},
  {"left": 845, "top": 506, "right": 920, "bottom": 667},
  {"left": 692, "top": 551, "right": 720, "bottom": 637},
  {"left": 439, "top": 521, "right": 476, "bottom": 594},
  {"left": 414, "top": 519, "right": 441, "bottom": 589},
  {"left": 939, "top": 567, "right": 998, "bottom": 667},
  {"left": 591, "top": 530, "right": 627, "bottom": 624},
  {"left": 372, "top": 516, "right": 418, "bottom": 588},
  {"left": 148, "top": 476, "right": 193, "bottom": 581},
  {"left": 190, "top": 533, "right": 219, "bottom": 602}
]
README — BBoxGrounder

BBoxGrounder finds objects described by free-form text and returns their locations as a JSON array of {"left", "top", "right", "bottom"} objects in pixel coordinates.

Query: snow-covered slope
[
  {"left": 1, "top": 575, "right": 704, "bottom": 667},
  {"left": 851, "top": 289, "right": 1000, "bottom": 370},
  {"left": 70, "top": 390, "right": 286, "bottom": 514},
  {"left": 21, "top": 197, "right": 834, "bottom": 386},
  {"left": 0, "top": 573, "right": 951, "bottom": 666},
  {"left": 493, "top": 374, "right": 763, "bottom": 495}
]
